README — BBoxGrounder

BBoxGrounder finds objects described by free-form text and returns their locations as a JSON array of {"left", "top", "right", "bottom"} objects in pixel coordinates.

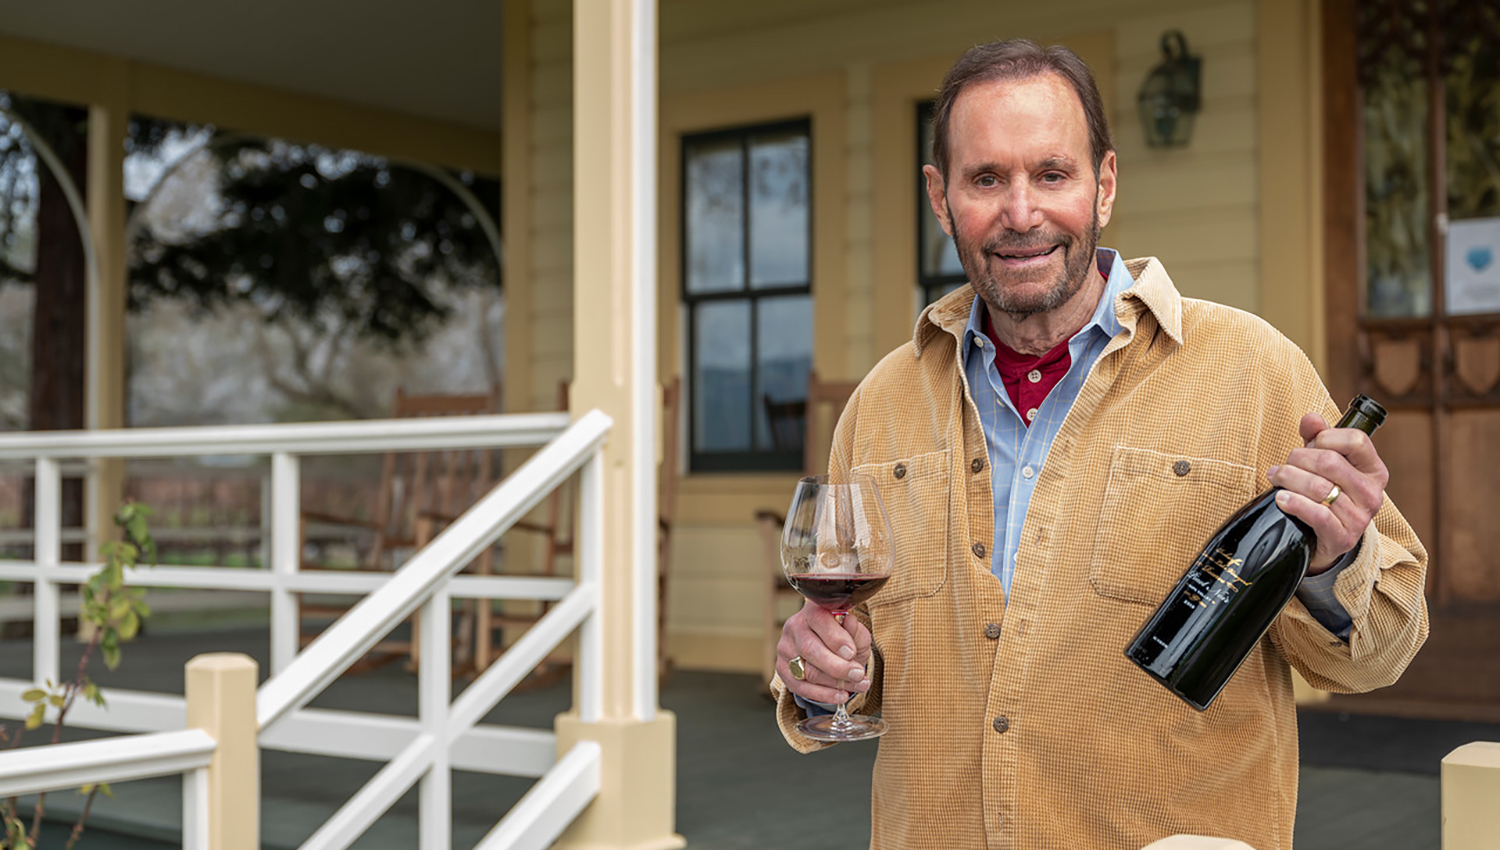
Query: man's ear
[
  {"left": 1095, "top": 150, "right": 1117, "bottom": 229},
  {"left": 923, "top": 164, "right": 954, "bottom": 237}
]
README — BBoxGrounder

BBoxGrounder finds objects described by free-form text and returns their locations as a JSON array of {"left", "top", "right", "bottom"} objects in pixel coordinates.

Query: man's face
[{"left": 924, "top": 73, "right": 1117, "bottom": 318}]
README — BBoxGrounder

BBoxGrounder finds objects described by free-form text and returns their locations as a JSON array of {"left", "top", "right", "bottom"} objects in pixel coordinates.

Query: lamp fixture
[{"left": 1138, "top": 30, "right": 1202, "bottom": 148}]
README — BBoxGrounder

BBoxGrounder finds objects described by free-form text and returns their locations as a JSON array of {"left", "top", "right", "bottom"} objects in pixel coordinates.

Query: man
[{"left": 770, "top": 39, "right": 1428, "bottom": 850}]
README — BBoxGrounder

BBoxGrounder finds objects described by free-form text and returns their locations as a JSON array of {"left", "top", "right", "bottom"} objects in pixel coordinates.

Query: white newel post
[
  {"left": 185, "top": 653, "right": 259, "bottom": 850},
  {"left": 555, "top": 0, "right": 684, "bottom": 847}
]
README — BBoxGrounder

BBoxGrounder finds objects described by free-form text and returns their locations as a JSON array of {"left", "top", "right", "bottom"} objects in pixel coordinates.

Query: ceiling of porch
[{"left": 0, "top": 0, "right": 502, "bottom": 130}]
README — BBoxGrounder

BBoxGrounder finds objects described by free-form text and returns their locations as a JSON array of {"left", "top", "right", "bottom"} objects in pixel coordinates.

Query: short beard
[{"left": 949, "top": 193, "right": 1102, "bottom": 320}]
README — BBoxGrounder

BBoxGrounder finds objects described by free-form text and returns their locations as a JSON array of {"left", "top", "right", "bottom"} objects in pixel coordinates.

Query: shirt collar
[
  {"left": 916, "top": 250, "right": 1186, "bottom": 358},
  {"left": 953, "top": 248, "right": 1139, "bottom": 361}
]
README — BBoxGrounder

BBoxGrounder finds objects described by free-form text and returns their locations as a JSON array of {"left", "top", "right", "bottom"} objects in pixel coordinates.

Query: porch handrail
[
  {"left": 0, "top": 729, "right": 215, "bottom": 797},
  {"left": 0, "top": 412, "right": 571, "bottom": 459},
  {"left": 258, "top": 408, "right": 611, "bottom": 729}
]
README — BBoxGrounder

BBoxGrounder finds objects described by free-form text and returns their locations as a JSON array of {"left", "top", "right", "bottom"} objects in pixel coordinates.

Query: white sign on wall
[{"left": 1447, "top": 216, "right": 1500, "bottom": 316}]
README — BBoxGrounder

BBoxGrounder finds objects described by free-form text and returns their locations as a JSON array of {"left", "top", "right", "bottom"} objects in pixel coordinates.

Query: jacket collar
[{"left": 912, "top": 254, "right": 1185, "bottom": 358}]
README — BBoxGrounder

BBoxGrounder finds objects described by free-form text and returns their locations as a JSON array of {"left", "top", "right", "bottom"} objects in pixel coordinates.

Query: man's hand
[
  {"left": 776, "top": 600, "right": 872, "bottom": 705},
  {"left": 1267, "top": 412, "right": 1390, "bottom": 574}
]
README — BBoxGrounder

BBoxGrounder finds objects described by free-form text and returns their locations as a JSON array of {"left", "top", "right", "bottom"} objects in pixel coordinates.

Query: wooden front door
[{"left": 1322, "top": 0, "right": 1500, "bottom": 720}]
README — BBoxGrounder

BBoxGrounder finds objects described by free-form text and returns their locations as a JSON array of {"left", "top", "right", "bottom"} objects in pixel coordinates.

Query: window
[
  {"left": 682, "top": 119, "right": 812, "bottom": 472},
  {"left": 917, "top": 101, "right": 966, "bottom": 307}
]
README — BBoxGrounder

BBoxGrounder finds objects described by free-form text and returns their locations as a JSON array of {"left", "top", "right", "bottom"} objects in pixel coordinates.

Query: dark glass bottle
[{"left": 1125, "top": 395, "right": 1388, "bottom": 711}]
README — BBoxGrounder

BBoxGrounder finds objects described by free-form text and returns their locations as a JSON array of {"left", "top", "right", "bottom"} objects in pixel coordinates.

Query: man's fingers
[
  {"left": 806, "top": 603, "right": 857, "bottom": 660},
  {"left": 776, "top": 603, "right": 870, "bottom": 701},
  {"left": 1298, "top": 412, "right": 1328, "bottom": 446}
]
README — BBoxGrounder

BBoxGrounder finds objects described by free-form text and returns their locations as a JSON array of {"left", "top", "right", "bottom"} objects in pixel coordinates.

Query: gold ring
[
  {"left": 788, "top": 656, "right": 807, "bottom": 681},
  {"left": 1320, "top": 484, "right": 1342, "bottom": 508}
]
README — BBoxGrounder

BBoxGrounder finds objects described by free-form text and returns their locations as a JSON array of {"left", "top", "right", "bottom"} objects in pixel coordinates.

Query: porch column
[
  {"left": 85, "top": 57, "right": 129, "bottom": 553},
  {"left": 556, "top": 0, "right": 683, "bottom": 847}
]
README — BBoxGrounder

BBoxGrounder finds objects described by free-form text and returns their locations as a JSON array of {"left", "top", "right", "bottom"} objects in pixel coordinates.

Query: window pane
[
  {"left": 918, "top": 104, "right": 964, "bottom": 281},
  {"left": 1444, "top": 21, "right": 1500, "bottom": 316},
  {"left": 755, "top": 295, "right": 812, "bottom": 451},
  {"left": 693, "top": 300, "right": 752, "bottom": 452},
  {"left": 749, "top": 130, "right": 809, "bottom": 288},
  {"left": 1362, "top": 16, "right": 1431, "bottom": 318},
  {"left": 685, "top": 137, "right": 744, "bottom": 294}
]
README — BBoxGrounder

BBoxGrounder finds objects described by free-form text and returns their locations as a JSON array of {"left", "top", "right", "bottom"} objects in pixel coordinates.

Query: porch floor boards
[{"left": 0, "top": 625, "right": 1487, "bottom": 849}]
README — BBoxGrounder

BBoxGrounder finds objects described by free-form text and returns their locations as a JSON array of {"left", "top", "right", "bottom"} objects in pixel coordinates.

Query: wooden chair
[
  {"left": 759, "top": 370, "right": 859, "bottom": 691},
  {"left": 478, "top": 377, "right": 682, "bottom": 680},
  {"left": 299, "top": 385, "right": 501, "bottom": 673}
]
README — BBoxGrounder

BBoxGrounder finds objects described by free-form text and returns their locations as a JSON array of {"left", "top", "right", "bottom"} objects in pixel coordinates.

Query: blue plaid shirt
[{"left": 963, "top": 248, "right": 1353, "bottom": 637}]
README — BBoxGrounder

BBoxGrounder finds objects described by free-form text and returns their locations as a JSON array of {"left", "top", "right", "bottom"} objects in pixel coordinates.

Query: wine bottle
[{"left": 1124, "top": 395, "right": 1388, "bottom": 711}]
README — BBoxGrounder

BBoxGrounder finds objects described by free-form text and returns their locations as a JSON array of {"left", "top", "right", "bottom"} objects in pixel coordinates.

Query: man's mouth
[{"left": 992, "top": 245, "right": 1059, "bottom": 262}]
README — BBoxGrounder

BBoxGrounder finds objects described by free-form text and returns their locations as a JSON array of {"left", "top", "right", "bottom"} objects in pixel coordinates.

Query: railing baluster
[
  {"left": 33, "top": 457, "right": 61, "bottom": 688},
  {"left": 270, "top": 452, "right": 301, "bottom": 676},
  {"left": 418, "top": 587, "right": 451, "bottom": 850},
  {"left": 578, "top": 449, "right": 605, "bottom": 724},
  {"left": 183, "top": 766, "right": 210, "bottom": 850}
]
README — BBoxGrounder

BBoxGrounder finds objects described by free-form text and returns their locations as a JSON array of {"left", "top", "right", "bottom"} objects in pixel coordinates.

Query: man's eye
[
  {"left": 976, "top": 175, "right": 998, "bottom": 187},
  {"left": 1041, "top": 172, "right": 1065, "bottom": 183}
]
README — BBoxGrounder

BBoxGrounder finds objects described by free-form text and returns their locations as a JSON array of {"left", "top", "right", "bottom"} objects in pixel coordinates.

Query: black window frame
[
  {"left": 681, "top": 117, "right": 813, "bottom": 473},
  {"left": 916, "top": 100, "right": 968, "bottom": 306}
]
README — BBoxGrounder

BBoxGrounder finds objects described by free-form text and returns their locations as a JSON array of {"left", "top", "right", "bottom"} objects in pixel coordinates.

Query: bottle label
[{"left": 1183, "top": 547, "right": 1253, "bottom": 609}]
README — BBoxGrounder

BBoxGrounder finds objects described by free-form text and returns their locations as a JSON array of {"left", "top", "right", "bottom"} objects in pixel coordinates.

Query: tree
[{"left": 127, "top": 123, "right": 502, "bottom": 361}]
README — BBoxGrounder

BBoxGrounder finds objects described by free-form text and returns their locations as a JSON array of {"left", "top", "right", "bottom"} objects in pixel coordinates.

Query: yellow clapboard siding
[
  {"left": 1111, "top": 155, "right": 1257, "bottom": 216},
  {"left": 1116, "top": 48, "right": 1255, "bottom": 108},
  {"left": 1115, "top": 207, "right": 1259, "bottom": 267},
  {"left": 533, "top": 19, "right": 573, "bottom": 62},
  {"left": 1160, "top": 260, "right": 1260, "bottom": 315},
  {"left": 671, "top": 526, "right": 767, "bottom": 578},
  {"left": 1114, "top": 1, "right": 1256, "bottom": 60},
  {"left": 1113, "top": 97, "right": 1256, "bottom": 159}
]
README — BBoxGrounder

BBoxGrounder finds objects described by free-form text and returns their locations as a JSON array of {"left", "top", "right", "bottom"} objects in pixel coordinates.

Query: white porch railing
[{"left": 0, "top": 410, "right": 616, "bottom": 849}]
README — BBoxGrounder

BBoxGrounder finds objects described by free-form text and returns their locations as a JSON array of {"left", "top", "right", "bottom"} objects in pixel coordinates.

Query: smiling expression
[{"left": 924, "top": 72, "right": 1117, "bottom": 319}]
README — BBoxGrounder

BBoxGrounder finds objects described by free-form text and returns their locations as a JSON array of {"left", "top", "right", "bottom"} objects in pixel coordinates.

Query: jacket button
[
  {"left": 1173, "top": 460, "right": 1192, "bottom": 476},
  {"left": 972, "top": 542, "right": 986, "bottom": 559},
  {"left": 893, "top": 462, "right": 907, "bottom": 479},
  {"left": 984, "top": 622, "right": 1001, "bottom": 640},
  {"left": 971, "top": 457, "right": 985, "bottom": 473},
  {"left": 992, "top": 716, "right": 1010, "bottom": 734}
]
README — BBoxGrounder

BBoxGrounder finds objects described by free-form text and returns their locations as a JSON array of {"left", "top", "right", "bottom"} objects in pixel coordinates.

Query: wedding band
[
  {"left": 1320, "top": 485, "right": 1342, "bottom": 508},
  {"left": 788, "top": 656, "right": 807, "bottom": 681}
]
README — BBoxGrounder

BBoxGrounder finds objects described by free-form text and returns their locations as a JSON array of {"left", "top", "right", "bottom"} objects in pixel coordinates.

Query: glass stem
[{"left": 831, "top": 612, "right": 855, "bottom": 730}]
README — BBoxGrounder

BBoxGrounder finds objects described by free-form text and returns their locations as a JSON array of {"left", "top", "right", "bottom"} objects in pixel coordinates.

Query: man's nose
[{"left": 998, "top": 184, "right": 1041, "bottom": 233}]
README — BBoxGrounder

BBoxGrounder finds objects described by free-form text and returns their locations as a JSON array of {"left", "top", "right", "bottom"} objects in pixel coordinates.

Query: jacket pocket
[
  {"left": 1089, "top": 446, "right": 1257, "bottom": 606},
  {"left": 853, "top": 449, "right": 950, "bottom": 607}
]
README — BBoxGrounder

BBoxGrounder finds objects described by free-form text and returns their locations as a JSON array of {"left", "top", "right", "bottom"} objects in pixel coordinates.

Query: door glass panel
[
  {"left": 1443, "top": 13, "right": 1500, "bottom": 316},
  {"left": 1362, "top": 7, "right": 1431, "bottom": 318},
  {"left": 754, "top": 294, "right": 812, "bottom": 451},
  {"left": 684, "top": 137, "right": 744, "bottom": 294},
  {"left": 748, "top": 131, "right": 809, "bottom": 289},
  {"left": 693, "top": 300, "right": 751, "bottom": 452}
]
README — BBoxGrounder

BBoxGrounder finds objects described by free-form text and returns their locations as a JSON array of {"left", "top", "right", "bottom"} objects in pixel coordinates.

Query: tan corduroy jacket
[{"left": 771, "top": 257, "right": 1428, "bottom": 850}]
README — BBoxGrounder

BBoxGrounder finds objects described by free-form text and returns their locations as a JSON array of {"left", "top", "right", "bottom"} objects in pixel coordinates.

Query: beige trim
[
  {"left": 870, "top": 33, "right": 1115, "bottom": 357},
  {"left": 0, "top": 31, "right": 499, "bottom": 174},
  {"left": 85, "top": 58, "right": 129, "bottom": 547},
  {"left": 554, "top": 712, "right": 686, "bottom": 850},
  {"left": 1257, "top": 0, "right": 1324, "bottom": 368},
  {"left": 659, "top": 70, "right": 847, "bottom": 483},
  {"left": 1443, "top": 742, "right": 1500, "bottom": 850},
  {"left": 185, "top": 653, "right": 260, "bottom": 850}
]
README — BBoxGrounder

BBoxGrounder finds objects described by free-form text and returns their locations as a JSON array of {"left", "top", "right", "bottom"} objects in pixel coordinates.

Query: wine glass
[{"left": 780, "top": 472, "right": 895, "bottom": 742}]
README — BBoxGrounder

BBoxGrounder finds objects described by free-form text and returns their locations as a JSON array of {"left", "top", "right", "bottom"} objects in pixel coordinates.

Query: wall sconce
[{"left": 1137, "top": 30, "right": 1202, "bottom": 148}]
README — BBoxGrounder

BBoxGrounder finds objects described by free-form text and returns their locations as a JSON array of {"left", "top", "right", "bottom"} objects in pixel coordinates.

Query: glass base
[{"left": 795, "top": 713, "right": 888, "bottom": 743}]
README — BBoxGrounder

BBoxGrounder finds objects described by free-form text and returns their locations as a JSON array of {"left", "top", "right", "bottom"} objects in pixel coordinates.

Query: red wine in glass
[
  {"left": 780, "top": 473, "right": 895, "bottom": 742},
  {"left": 785, "top": 574, "right": 890, "bottom": 616}
]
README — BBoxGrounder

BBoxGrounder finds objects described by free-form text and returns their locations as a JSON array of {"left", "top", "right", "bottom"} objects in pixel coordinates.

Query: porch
[{"left": 0, "top": 622, "right": 1473, "bottom": 850}]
